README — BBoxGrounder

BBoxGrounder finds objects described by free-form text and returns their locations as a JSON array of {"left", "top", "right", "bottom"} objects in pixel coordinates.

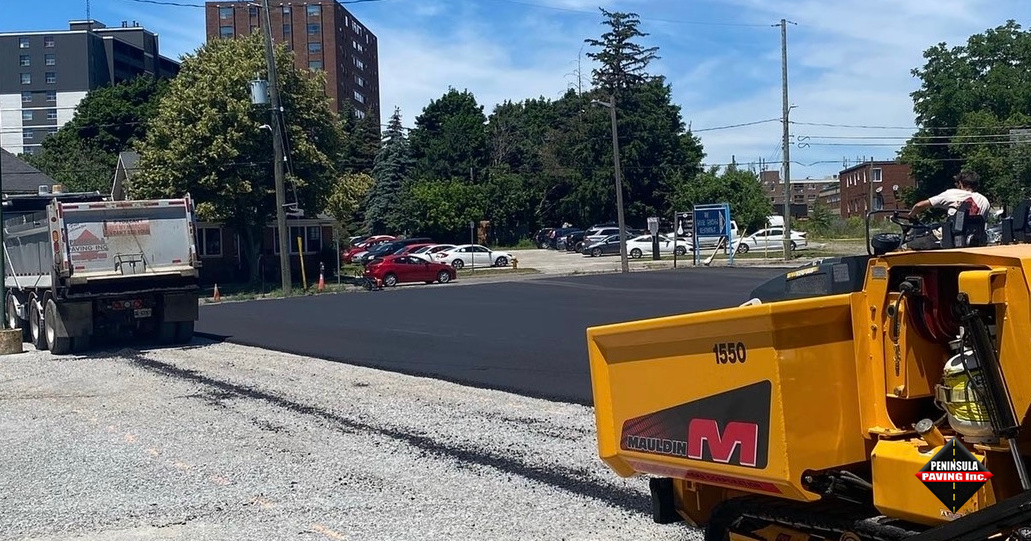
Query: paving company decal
[
  {"left": 69, "top": 226, "right": 109, "bottom": 262},
  {"left": 620, "top": 380, "right": 771, "bottom": 469},
  {"left": 915, "top": 438, "right": 993, "bottom": 512},
  {"left": 103, "top": 220, "right": 151, "bottom": 236}
]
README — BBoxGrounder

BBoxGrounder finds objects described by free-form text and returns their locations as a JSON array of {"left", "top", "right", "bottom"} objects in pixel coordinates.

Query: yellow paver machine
[{"left": 587, "top": 205, "right": 1031, "bottom": 540}]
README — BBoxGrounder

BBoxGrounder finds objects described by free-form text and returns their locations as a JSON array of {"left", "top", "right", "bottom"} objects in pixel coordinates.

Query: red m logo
[{"left": 687, "top": 419, "right": 760, "bottom": 467}]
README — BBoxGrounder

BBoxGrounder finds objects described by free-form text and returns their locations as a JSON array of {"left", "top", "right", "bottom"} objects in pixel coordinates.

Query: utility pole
[
  {"left": 778, "top": 18, "right": 794, "bottom": 260},
  {"left": 260, "top": 0, "right": 292, "bottom": 294},
  {"left": 608, "top": 94, "right": 629, "bottom": 273}
]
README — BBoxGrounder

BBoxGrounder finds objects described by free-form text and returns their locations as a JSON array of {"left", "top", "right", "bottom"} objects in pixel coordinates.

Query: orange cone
[
  {"left": 213, "top": 283, "right": 221, "bottom": 302},
  {"left": 318, "top": 263, "right": 325, "bottom": 292}
]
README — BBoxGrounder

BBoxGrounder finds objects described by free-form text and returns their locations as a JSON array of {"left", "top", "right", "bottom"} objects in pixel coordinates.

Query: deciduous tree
[{"left": 130, "top": 32, "right": 342, "bottom": 283}]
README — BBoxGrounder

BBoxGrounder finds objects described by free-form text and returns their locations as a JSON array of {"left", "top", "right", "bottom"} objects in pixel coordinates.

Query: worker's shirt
[{"left": 929, "top": 189, "right": 991, "bottom": 216}]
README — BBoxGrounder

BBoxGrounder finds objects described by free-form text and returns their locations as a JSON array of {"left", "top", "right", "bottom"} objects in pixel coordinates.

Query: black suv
[{"left": 359, "top": 237, "right": 433, "bottom": 265}]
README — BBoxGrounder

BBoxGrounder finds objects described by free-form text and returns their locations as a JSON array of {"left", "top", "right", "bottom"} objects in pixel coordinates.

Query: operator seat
[
  {"left": 1002, "top": 199, "right": 1031, "bottom": 244},
  {"left": 941, "top": 201, "right": 987, "bottom": 249}
]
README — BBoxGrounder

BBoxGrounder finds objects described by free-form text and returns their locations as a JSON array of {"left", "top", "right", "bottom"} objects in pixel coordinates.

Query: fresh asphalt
[{"left": 196, "top": 268, "right": 786, "bottom": 405}]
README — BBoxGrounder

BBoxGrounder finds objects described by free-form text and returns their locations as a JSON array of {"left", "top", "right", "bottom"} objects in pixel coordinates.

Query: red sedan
[{"left": 364, "top": 254, "right": 457, "bottom": 287}]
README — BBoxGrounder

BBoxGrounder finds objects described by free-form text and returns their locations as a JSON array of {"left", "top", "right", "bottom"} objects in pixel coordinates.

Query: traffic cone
[
  {"left": 213, "top": 283, "right": 221, "bottom": 302},
  {"left": 318, "top": 263, "right": 325, "bottom": 292}
]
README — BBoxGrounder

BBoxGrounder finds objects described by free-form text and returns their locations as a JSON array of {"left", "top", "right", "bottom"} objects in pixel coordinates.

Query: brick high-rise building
[
  {"left": 0, "top": 20, "right": 179, "bottom": 156},
  {"left": 205, "top": 1, "right": 380, "bottom": 128}
]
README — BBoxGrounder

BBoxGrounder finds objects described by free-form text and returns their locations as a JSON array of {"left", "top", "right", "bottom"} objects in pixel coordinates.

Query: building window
[
  {"left": 19, "top": 37, "right": 29, "bottom": 48},
  {"left": 23, "top": 129, "right": 33, "bottom": 141},
  {"left": 355, "top": 75, "right": 364, "bottom": 87},
  {"left": 45, "top": 54, "right": 56, "bottom": 66},
  {"left": 273, "top": 226, "right": 321, "bottom": 254},
  {"left": 22, "top": 110, "right": 33, "bottom": 121},
  {"left": 353, "top": 90, "right": 365, "bottom": 103},
  {"left": 353, "top": 57, "right": 364, "bottom": 70},
  {"left": 282, "top": 5, "right": 290, "bottom": 14},
  {"left": 283, "top": 23, "right": 291, "bottom": 34},
  {"left": 219, "top": 6, "right": 233, "bottom": 19},
  {"left": 45, "top": 72, "right": 56, "bottom": 84},
  {"left": 309, "top": 60, "right": 322, "bottom": 70},
  {"left": 22, "top": 92, "right": 32, "bottom": 103},
  {"left": 250, "top": 24, "right": 258, "bottom": 34},
  {"left": 220, "top": 25, "right": 234, "bottom": 38},
  {"left": 872, "top": 168, "right": 882, "bottom": 182},
  {"left": 47, "top": 109, "right": 58, "bottom": 120},
  {"left": 307, "top": 23, "right": 320, "bottom": 35},
  {"left": 307, "top": 5, "right": 320, "bottom": 16},
  {"left": 19, "top": 55, "right": 30, "bottom": 67},
  {"left": 21, "top": 73, "right": 31, "bottom": 84},
  {"left": 44, "top": 36, "right": 54, "bottom": 47},
  {"left": 249, "top": 6, "right": 258, "bottom": 17},
  {"left": 197, "top": 227, "right": 223, "bottom": 257},
  {"left": 48, "top": 128, "right": 58, "bottom": 136},
  {"left": 46, "top": 91, "right": 56, "bottom": 102},
  {"left": 307, "top": 42, "right": 321, "bottom": 53}
]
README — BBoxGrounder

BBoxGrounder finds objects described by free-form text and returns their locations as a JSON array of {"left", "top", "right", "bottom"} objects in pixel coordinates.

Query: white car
[
  {"left": 411, "top": 244, "right": 455, "bottom": 257},
  {"left": 731, "top": 228, "right": 808, "bottom": 253},
  {"left": 625, "top": 234, "right": 690, "bottom": 258},
  {"left": 434, "top": 244, "right": 514, "bottom": 269}
]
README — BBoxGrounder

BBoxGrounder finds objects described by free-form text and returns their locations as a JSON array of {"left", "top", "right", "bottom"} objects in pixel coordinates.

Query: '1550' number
[{"left": 713, "top": 342, "right": 747, "bottom": 364}]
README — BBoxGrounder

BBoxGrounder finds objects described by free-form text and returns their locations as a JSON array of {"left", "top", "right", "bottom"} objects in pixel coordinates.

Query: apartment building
[
  {"left": 205, "top": 0, "right": 380, "bottom": 128},
  {"left": 0, "top": 20, "right": 179, "bottom": 156},
  {"left": 760, "top": 170, "right": 839, "bottom": 218},
  {"left": 838, "top": 161, "right": 916, "bottom": 218}
]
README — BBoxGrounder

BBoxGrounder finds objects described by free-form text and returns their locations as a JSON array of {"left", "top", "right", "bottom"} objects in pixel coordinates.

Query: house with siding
[{"left": 112, "top": 151, "right": 338, "bottom": 285}]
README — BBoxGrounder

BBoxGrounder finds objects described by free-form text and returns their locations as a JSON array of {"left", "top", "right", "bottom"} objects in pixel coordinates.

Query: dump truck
[
  {"left": 587, "top": 203, "right": 1031, "bottom": 540},
  {"left": 3, "top": 188, "right": 201, "bottom": 354}
]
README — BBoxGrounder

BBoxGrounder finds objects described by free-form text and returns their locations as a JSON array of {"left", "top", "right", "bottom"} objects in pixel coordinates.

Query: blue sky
[{"left": 4, "top": 0, "right": 1031, "bottom": 179}]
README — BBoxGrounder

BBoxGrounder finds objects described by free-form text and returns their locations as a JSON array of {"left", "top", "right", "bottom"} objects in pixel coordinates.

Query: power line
[
  {"left": 691, "top": 118, "right": 781, "bottom": 132},
  {"left": 791, "top": 120, "right": 1031, "bottom": 131}
]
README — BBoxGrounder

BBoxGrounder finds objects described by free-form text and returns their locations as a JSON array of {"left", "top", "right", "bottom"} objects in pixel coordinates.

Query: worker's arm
[{"left": 908, "top": 199, "right": 932, "bottom": 218}]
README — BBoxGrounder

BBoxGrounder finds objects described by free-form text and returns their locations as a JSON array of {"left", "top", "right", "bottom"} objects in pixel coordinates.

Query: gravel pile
[{"left": 0, "top": 339, "right": 704, "bottom": 541}]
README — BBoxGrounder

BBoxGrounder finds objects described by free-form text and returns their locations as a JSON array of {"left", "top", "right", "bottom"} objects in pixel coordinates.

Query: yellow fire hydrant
[{"left": 512, "top": 257, "right": 519, "bottom": 269}]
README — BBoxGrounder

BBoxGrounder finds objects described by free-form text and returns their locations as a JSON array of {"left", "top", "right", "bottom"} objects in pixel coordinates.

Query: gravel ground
[{"left": 0, "top": 339, "right": 704, "bottom": 541}]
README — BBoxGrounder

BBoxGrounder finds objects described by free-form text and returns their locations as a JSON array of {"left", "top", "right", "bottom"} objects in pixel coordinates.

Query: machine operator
[{"left": 902, "top": 171, "right": 991, "bottom": 250}]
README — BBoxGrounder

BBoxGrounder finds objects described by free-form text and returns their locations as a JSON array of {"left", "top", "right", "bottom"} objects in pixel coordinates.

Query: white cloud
[{"left": 673, "top": 0, "right": 1031, "bottom": 178}]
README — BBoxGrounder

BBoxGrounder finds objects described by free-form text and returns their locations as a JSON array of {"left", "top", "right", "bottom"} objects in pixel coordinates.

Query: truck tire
[
  {"left": 7, "top": 293, "right": 28, "bottom": 342},
  {"left": 44, "top": 299, "right": 72, "bottom": 355},
  {"left": 173, "top": 321, "right": 194, "bottom": 344},
  {"left": 157, "top": 322, "right": 176, "bottom": 345},
  {"left": 649, "top": 477, "right": 683, "bottom": 524},
  {"left": 29, "top": 297, "right": 47, "bottom": 351}
]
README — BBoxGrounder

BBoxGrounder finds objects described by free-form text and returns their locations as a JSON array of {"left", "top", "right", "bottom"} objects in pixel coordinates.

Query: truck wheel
[
  {"left": 7, "top": 293, "right": 28, "bottom": 342},
  {"left": 29, "top": 297, "right": 47, "bottom": 351},
  {"left": 44, "top": 299, "right": 72, "bottom": 355},
  {"left": 157, "top": 322, "right": 176, "bottom": 345},
  {"left": 173, "top": 321, "right": 194, "bottom": 344}
]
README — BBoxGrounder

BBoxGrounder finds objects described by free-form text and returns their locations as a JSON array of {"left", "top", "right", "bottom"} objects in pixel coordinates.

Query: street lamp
[{"left": 591, "top": 95, "right": 629, "bottom": 274}]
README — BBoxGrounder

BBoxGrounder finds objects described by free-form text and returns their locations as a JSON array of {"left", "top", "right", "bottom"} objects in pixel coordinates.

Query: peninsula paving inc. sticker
[{"left": 915, "top": 438, "right": 993, "bottom": 512}]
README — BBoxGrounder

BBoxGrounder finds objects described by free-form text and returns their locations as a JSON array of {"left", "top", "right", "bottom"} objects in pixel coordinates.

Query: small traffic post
[
  {"left": 692, "top": 203, "right": 734, "bottom": 266},
  {"left": 647, "top": 217, "right": 660, "bottom": 260},
  {"left": 673, "top": 211, "right": 691, "bottom": 269}
]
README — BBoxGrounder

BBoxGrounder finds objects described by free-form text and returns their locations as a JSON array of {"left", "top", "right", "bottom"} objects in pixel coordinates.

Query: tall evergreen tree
[
  {"left": 584, "top": 9, "right": 659, "bottom": 95},
  {"left": 365, "top": 107, "right": 412, "bottom": 234}
]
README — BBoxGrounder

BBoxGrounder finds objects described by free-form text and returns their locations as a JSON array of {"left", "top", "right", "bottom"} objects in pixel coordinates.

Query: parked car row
[{"left": 341, "top": 235, "right": 516, "bottom": 288}]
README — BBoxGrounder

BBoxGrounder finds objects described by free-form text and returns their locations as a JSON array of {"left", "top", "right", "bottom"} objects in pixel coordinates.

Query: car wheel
[
  {"left": 674, "top": 246, "right": 687, "bottom": 256},
  {"left": 737, "top": 244, "right": 749, "bottom": 254},
  {"left": 790, "top": 241, "right": 797, "bottom": 251},
  {"left": 630, "top": 248, "right": 642, "bottom": 259},
  {"left": 591, "top": 247, "right": 602, "bottom": 257},
  {"left": 383, "top": 273, "right": 398, "bottom": 287},
  {"left": 437, "top": 270, "right": 451, "bottom": 283},
  {"left": 495, "top": 256, "right": 508, "bottom": 267},
  {"left": 452, "top": 259, "right": 464, "bottom": 269}
]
